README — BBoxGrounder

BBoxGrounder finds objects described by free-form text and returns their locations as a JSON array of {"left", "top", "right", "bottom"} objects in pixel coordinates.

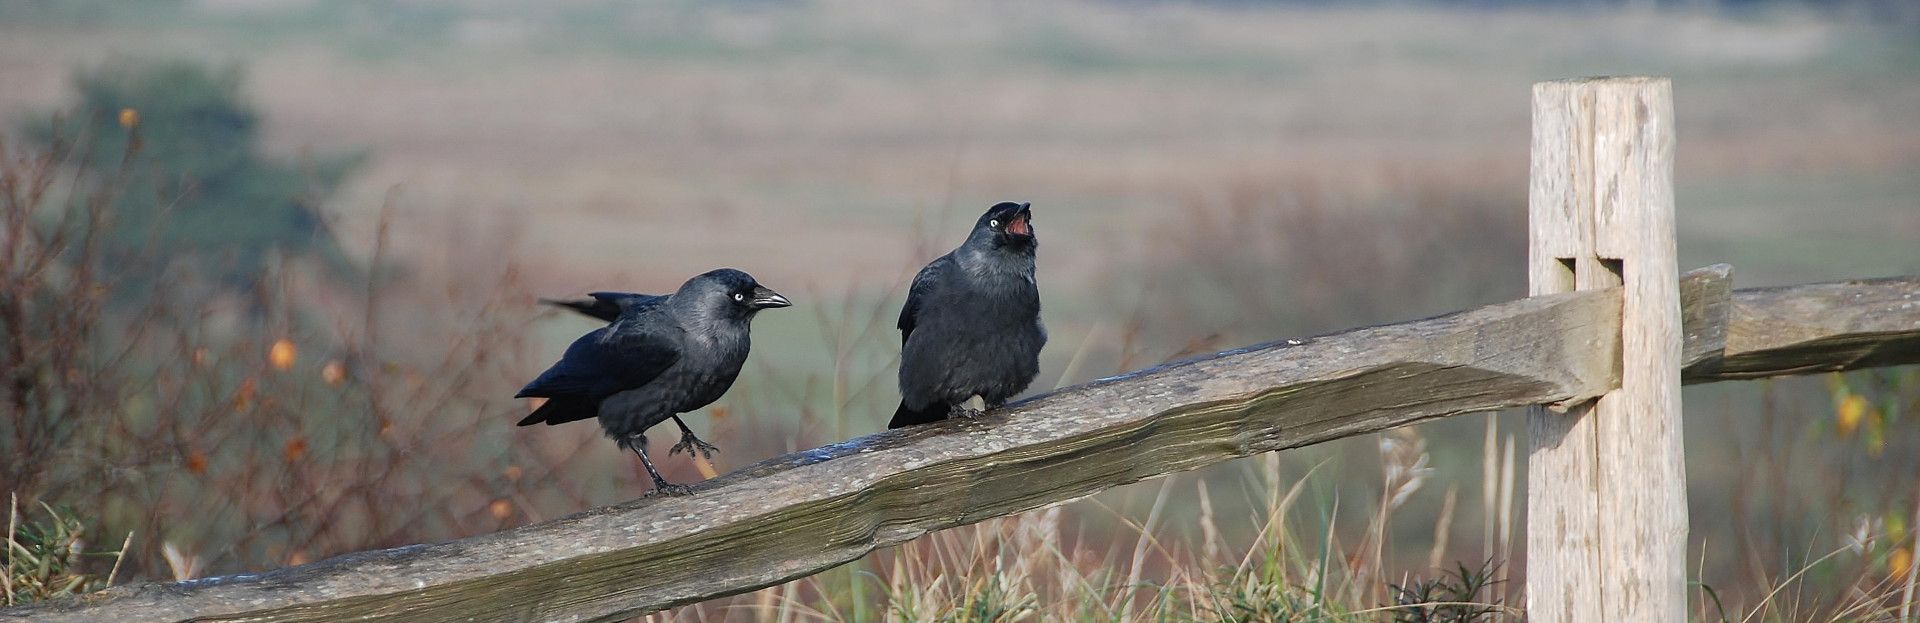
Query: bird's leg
[
  {"left": 624, "top": 434, "right": 692, "bottom": 497},
  {"left": 667, "top": 415, "right": 720, "bottom": 459}
]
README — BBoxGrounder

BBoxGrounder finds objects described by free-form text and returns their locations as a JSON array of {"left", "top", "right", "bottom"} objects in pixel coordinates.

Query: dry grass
[{"left": 639, "top": 451, "right": 1509, "bottom": 623}]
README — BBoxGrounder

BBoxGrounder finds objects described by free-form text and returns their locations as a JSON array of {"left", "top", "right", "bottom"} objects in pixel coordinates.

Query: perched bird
[
  {"left": 890, "top": 201, "right": 1046, "bottom": 429},
  {"left": 516, "top": 269, "right": 791, "bottom": 495},
  {"left": 537, "top": 291, "right": 705, "bottom": 449}
]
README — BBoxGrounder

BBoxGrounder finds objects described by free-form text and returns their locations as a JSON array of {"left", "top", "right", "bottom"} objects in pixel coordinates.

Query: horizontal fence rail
[
  {"left": 1687, "top": 274, "right": 1920, "bottom": 382},
  {"left": 6, "top": 269, "right": 1918, "bottom": 623}
]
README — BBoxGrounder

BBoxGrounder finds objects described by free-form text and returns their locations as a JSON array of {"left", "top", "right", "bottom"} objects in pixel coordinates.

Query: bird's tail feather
[
  {"left": 540, "top": 297, "right": 621, "bottom": 323},
  {"left": 517, "top": 397, "right": 598, "bottom": 426},
  {"left": 888, "top": 401, "right": 947, "bottom": 429}
]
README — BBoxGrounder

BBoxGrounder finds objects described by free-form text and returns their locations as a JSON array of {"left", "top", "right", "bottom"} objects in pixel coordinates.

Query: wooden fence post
[{"left": 1526, "top": 77, "right": 1685, "bottom": 621}]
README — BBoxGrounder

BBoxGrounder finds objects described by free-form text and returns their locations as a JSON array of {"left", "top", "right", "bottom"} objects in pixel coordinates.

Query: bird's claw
[
  {"left": 645, "top": 482, "right": 695, "bottom": 498},
  {"left": 669, "top": 434, "right": 720, "bottom": 459},
  {"left": 949, "top": 404, "right": 986, "bottom": 419}
]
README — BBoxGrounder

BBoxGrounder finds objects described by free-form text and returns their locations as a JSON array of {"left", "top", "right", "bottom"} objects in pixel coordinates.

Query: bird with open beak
[{"left": 891, "top": 201, "right": 1047, "bottom": 428}]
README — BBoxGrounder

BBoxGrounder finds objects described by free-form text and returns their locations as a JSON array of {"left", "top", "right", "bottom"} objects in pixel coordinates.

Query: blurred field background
[{"left": 2, "top": 0, "right": 1918, "bottom": 620}]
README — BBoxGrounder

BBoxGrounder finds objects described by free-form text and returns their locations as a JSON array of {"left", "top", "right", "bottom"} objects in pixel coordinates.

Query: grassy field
[
  {"left": 2, "top": 1, "right": 1918, "bottom": 619},
  {"left": 3, "top": 2, "right": 1915, "bottom": 288}
]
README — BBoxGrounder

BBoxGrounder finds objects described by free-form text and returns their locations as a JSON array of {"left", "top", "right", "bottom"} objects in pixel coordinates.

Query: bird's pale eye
[
  {"left": 989, "top": 219, "right": 1000, "bottom": 227},
  {"left": 733, "top": 293, "right": 745, "bottom": 302}
]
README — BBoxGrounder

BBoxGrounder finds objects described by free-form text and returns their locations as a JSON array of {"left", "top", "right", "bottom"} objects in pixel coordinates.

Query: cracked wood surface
[
  {"left": 1683, "top": 275, "right": 1920, "bottom": 383},
  {"left": 6, "top": 271, "right": 1917, "bottom": 623}
]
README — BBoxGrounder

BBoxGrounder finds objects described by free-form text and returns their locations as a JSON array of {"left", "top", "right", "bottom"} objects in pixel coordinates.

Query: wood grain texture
[
  {"left": 1524, "top": 78, "right": 1608, "bottom": 623},
  {"left": 1685, "top": 276, "right": 1920, "bottom": 382},
  {"left": 7, "top": 290, "right": 1626, "bottom": 623},
  {"left": 1587, "top": 76, "right": 1687, "bottom": 623},
  {"left": 1527, "top": 76, "right": 1688, "bottom": 623},
  {"left": 1678, "top": 264, "right": 1734, "bottom": 367}
]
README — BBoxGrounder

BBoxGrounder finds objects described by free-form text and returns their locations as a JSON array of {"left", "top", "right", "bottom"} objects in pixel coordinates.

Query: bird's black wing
[
  {"left": 540, "top": 292, "right": 667, "bottom": 323},
  {"left": 897, "top": 255, "right": 953, "bottom": 344},
  {"left": 514, "top": 323, "right": 682, "bottom": 425}
]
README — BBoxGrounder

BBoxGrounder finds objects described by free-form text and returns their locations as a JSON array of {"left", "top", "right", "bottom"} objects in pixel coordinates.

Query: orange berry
[{"left": 269, "top": 339, "right": 297, "bottom": 371}]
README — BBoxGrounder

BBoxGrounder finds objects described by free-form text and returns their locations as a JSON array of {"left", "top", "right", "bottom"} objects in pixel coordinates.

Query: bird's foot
[
  {"left": 669, "top": 433, "right": 720, "bottom": 459},
  {"left": 645, "top": 481, "right": 695, "bottom": 498},
  {"left": 625, "top": 435, "right": 694, "bottom": 497},
  {"left": 949, "top": 404, "right": 986, "bottom": 419}
]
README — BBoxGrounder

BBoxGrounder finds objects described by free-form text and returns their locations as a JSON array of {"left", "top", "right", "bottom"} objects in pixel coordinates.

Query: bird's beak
[
  {"left": 749, "top": 286, "right": 792, "bottom": 309},
  {"left": 1006, "top": 203, "right": 1034, "bottom": 237}
]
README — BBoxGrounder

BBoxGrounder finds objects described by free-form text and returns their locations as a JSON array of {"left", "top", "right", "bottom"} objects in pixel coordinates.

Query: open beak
[
  {"left": 749, "top": 286, "right": 792, "bottom": 309},
  {"left": 1005, "top": 203, "right": 1033, "bottom": 237}
]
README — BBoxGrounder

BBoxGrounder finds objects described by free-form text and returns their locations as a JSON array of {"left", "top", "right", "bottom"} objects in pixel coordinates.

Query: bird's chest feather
[
  {"left": 912, "top": 275, "right": 1045, "bottom": 369},
  {"left": 664, "top": 334, "right": 750, "bottom": 408},
  {"left": 948, "top": 260, "right": 1039, "bottom": 317}
]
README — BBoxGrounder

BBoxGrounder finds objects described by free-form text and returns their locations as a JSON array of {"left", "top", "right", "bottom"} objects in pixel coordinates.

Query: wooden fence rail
[{"left": 7, "top": 269, "right": 1916, "bottom": 623}]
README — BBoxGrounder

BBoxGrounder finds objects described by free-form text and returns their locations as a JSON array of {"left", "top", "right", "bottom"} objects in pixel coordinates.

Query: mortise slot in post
[
  {"left": 1554, "top": 257, "right": 1577, "bottom": 292},
  {"left": 1599, "top": 258, "right": 1624, "bottom": 282}
]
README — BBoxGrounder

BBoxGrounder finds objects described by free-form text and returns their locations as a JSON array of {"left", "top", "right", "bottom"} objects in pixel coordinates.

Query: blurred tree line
[{"left": 22, "top": 59, "right": 359, "bottom": 292}]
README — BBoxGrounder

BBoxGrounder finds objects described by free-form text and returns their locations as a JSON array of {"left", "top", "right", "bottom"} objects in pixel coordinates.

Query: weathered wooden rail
[{"left": 6, "top": 76, "right": 1918, "bottom": 623}]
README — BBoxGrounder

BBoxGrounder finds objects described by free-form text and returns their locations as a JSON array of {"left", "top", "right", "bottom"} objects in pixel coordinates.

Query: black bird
[
  {"left": 890, "top": 201, "right": 1046, "bottom": 429},
  {"left": 537, "top": 291, "right": 706, "bottom": 450},
  {"left": 516, "top": 268, "right": 791, "bottom": 495}
]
